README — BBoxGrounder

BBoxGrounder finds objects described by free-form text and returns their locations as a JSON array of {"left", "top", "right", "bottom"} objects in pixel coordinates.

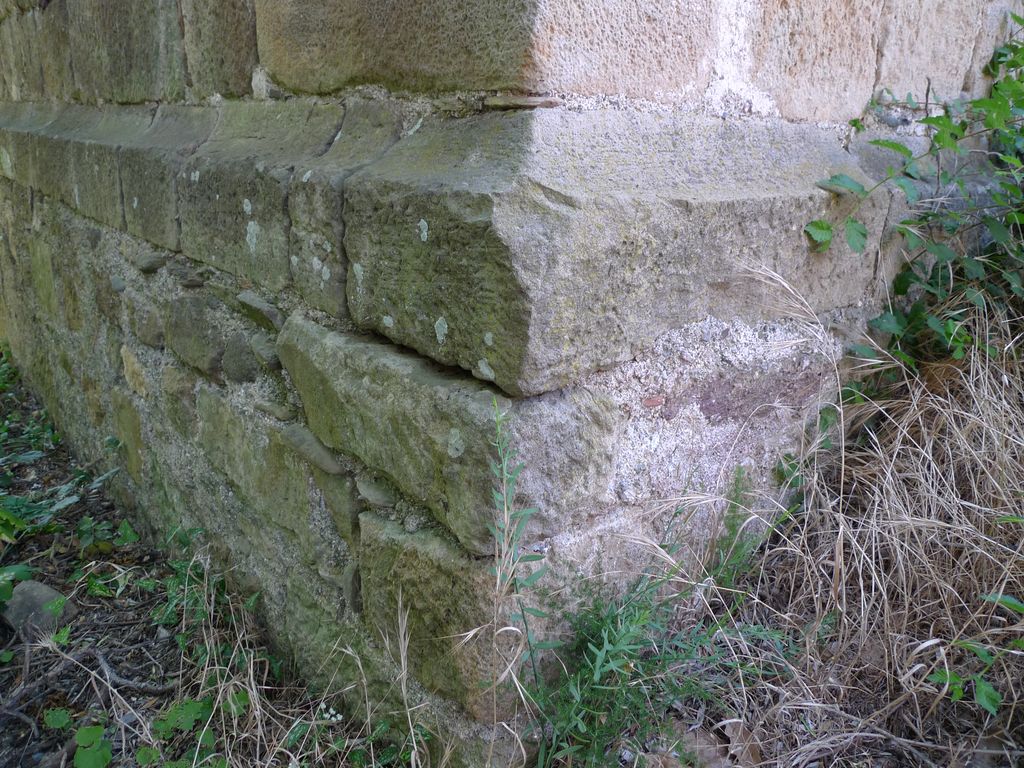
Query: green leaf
[
  {"left": 848, "top": 343, "right": 880, "bottom": 360},
  {"left": 226, "top": 689, "right": 250, "bottom": 717},
  {"left": 982, "top": 593, "right": 1024, "bottom": 614},
  {"left": 962, "top": 257, "right": 986, "bottom": 281},
  {"left": 974, "top": 677, "right": 1001, "bottom": 716},
  {"left": 891, "top": 176, "right": 920, "bottom": 204},
  {"left": 519, "top": 566, "right": 548, "bottom": 589},
  {"left": 74, "top": 740, "right": 112, "bottom": 768},
  {"left": 0, "top": 650, "right": 14, "bottom": 663},
  {"left": 53, "top": 625, "right": 71, "bottom": 646},
  {"left": 136, "top": 747, "right": 161, "bottom": 766},
  {"left": 44, "top": 708, "right": 73, "bottom": 731},
  {"left": 42, "top": 596, "right": 67, "bottom": 617},
  {"left": 113, "top": 520, "right": 139, "bottom": 546},
  {"left": 844, "top": 217, "right": 868, "bottom": 253},
  {"left": 803, "top": 220, "right": 833, "bottom": 252},
  {"left": 75, "top": 726, "right": 105, "bottom": 749},
  {"left": 869, "top": 312, "right": 907, "bottom": 337},
  {"left": 816, "top": 173, "right": 868, "bottom": 198},
  {"left": 869, "top": 138, "right": 914, "bottom": 159},
  {"left": 983, "top": 216, "right": 1011, "bottom": 244},
  {"left": 925, "top": 242, "right": 959, "bottom": 264}
]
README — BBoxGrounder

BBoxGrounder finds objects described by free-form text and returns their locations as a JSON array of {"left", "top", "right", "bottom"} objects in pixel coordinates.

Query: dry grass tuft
[{"left": 690, "top": 305, "right": 1024, "bottom": 767}]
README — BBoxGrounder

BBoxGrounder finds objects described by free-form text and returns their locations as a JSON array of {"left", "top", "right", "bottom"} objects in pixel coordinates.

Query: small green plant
[
  {"left": 73, "top": 725, "right": 113, "bottom": 768},
  {"left": 42, "top": 707, "right": 73, "bottom": 731},
  {"left": 807, "top": 19, "right": 1024, "bottom": 374}
]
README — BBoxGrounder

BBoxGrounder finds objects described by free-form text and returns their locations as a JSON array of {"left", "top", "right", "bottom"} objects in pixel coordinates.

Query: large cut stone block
[
  {"left": 277, "top": 313, "right": 618, "bottom": 555},
  {"left": 0, "top": 104, "right": 156, "bottom": 233},
  {"left": 180, "top": 0, "right": 258, "bottom": 98},
  {"left": 36, "top": 1, "right": 74, "bottom": 101},
  {"left": 253, "top": 0, "right": 718, "bottom": 100},
  {"left": 121, "top": 106, "right": 218, "bottom": 252},
  {"left": 344, "top": 108, "right": 895, "bottom": 397},
  {"left": 288, "top": 98, "right": 405, "bottom": 317},
  {"left": 0, "top": 8, "right": 44, "bottom": 101},
  {"left": 178, "top": 102, "right": 345, "bottom": 292},
  {"left": 66, "top": 0, "right": 185, "bottom": 103}
]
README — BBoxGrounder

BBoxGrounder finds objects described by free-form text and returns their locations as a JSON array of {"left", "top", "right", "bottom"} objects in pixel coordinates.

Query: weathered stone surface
[
  {"left": 277, "top": 313, "right": 618, "bottom": 554},
  {"left": 121, "top": 106, "right": 218, "bottom": 252},
  {"left": 178, "top": 102, "right": 345, "bottom": 291},
  {"left": 236, "top": 289, "right": 284, "bottom": 330},
  {"left": 288, "top": 98, "right": 405, "bottom": 317},
  {"left": 313, "top": 470, "right": 361, "bottom": 547},
  {"left": 66, "top": 0, "right": 185, "bottom": 103},
  {"left": 0, "top": 103, "right": 159, "bottom": 233},
  {"left": 1, "top": 580, "right": 76, "bottom": 639},
  {"left": 249, "top": 332, "right": 280, "bottom": 370},
  {"left": 160, "top": 364, "right": 197, "bottom": 436},
  {"left": 358, "top": 512, "right": 502, "bottom": 720},
  {"left": 112, "top": 389, "right": 144, "bottom": 481},
  {"left": 36, "top": 0, "right": 73, "bottom": 101},
  {"left": 196, "top": 388, "right": 338, "bottom": 554},
  {"left": 280, "top": 423, "right": 344, "bottom": 475},
  {"left": 222, "top": 332, "right": 260, "bottom": 383},
  {"left": 180, "top": 0, "right": 257, "bottom": 98},
  {"left": 165, "top": 295, "right": 227, "bottom": 378},
  {"left": 751, "top": 0, "right": 884, "bottom": 122},
  {"left": 344, "top": 108, "right": 895, "bottom": 396},
  {"left": 253, "top": 0, "right": 717, "bottom": 101}
]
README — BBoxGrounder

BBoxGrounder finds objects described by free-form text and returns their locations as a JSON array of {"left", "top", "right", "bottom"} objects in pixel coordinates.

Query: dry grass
[{"left": 679, "top": 304, "right": 1024, "bottom": 767}]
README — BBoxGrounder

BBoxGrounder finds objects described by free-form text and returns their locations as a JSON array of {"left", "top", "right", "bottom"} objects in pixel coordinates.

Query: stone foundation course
[{"left": 0, "top": 0, "right": 1013, "bottom": 764}]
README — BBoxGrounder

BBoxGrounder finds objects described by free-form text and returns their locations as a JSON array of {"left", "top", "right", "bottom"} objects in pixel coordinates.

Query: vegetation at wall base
[{"left": 0, "top": 347, "right": 425, "bottom": 768}]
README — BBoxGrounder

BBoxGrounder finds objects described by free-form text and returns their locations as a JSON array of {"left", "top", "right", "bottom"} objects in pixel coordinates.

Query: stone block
[
  {"left": 36, "top": 0, "right": 73, "bottom": 100},
  {"left": 66, "top": 0, "right": 185, "bottom": 103},
  {"left": 111, "top": 389, "right": 144, "bottom": 481},
  {"left": 344, "top": 108, "right": 894, "bottom": 397},
  {"left": 178, "top": 102, "right": 345, "bottom": 291},
  {"left": 121, "top": 106, "right": 218, "bottom": 252},
  {"left": 358, "top": 512, "right": 500, "bottom": 720},
  {"left": 164, "top": 295, "right": 228, "bottom": 378},
  {"left": 0, "top": 9, "right": 44, "bottom": 101},
  {"left": 875, "top": 0, "right": 992, "bottom": 103},
  {"left": 222, "top": 332, "right": 261, "bottom": 383},
  {"left": 277, "top": 313, "right": 618, "bottom": 555},
  {"left": 750, "top": 1, "right": 885, "bottom": 122},
  {"left": 289, "top": 97, "right": 404, "bottom": 317},
  {"left": 180, "top": 0, "right": 257, "bottom": 98},
  {"left": 160, "top": 364, "right": 197, "bottom": 436},
  {"left": 195, "top": 388, "right": 337, "bottom": 554},
  {"left": 235, "top": 289, "right": 284, "bottom": 331},
  {"left": 254, "top": 0, "right": 717, "bottom": 101}
]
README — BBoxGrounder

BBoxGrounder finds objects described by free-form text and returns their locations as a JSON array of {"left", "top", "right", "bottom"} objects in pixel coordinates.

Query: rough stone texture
[
  {"left": 178, "top": 102, "right": 345, "bottom": 292},
  {"left": 66, "top": 0, "right": 186, "bottom": 103},
  {"left": 0, "top": 3, "right": 1010, "bottom": 759},
  {"left": 359, "top": 512, "right": 507, "bottom": 720},
  {"left": 251, "top": 0, "right": 1013, "bottom": 121},
  {"left": 277, "top": 313, "right": 619, "bottom": 555},
  {"left": 179, "top": 0, "right": 258, "bottom": 99},
  {"left": 255, "top": 0, "right": 717, "bottom": 101},
  {"left": 344, "top": 108, "right": 895, "bottom": 396},
  {"left": 288, "top": 98, "right": 407, "bottom": 317},
  {"left": 121, "top": 106, "right": 217, "bottom": 252}
]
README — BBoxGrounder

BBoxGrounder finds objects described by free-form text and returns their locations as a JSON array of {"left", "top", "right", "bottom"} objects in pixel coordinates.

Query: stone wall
[{"left": 0, "top": 1, "right": 1012, "bottom": 764}]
